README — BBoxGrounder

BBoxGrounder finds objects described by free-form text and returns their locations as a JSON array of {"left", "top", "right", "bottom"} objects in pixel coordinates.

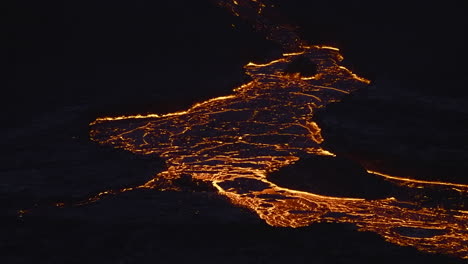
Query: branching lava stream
[
  {"left": 23, "top": 0, "right": 457, "bottom": 259},
  {"left": 89, "top": 46, "right": 467, "bottom": 259}
]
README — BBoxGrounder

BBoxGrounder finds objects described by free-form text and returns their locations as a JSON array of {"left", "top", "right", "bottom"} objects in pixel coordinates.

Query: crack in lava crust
[{"left": 89, "top": 46, "right": 467, "bottom": 259}]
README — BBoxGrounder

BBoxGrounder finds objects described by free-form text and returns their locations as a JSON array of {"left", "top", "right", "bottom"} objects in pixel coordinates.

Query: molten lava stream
[{"left": 87, "top": 46, "right": 467, "bottom": 259}]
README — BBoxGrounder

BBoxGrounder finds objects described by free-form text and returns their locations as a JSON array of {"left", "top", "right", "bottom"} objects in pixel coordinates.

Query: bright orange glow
[
  {"left": 368, "top": 170, "right": 468, "bottom": 193},
  {"left": 88, "top": 46, "right": 467, "bottom": 259}
]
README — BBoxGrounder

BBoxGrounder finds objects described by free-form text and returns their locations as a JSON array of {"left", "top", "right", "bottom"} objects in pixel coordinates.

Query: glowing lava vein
[{"left": 89, "top": 46, "right": 467, "bottom": 258}]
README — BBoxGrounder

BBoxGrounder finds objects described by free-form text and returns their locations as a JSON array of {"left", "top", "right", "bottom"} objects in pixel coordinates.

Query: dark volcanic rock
[
  {"left": 284, "top": 55, "right": 318, "bottom": 77},
  {"left": 268, "top": 155, "right": 395, "bottom": 199},
  {"left": 2, "top": 198, "right": 463, "bottom": 264},
  {"left": 314, "top": 85, "right": 468, "bottom": 184},
  {"left": 392, "top": 226, "right": 448, "bottom": 238},
  {"left": 217, "top": 178, "right": 271, "bottom": 194},
  {"left": 173, "top": 174, "right": 218, "bottom": 192}
]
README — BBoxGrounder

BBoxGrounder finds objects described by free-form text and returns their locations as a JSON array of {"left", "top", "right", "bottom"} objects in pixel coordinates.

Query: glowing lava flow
[{"left": 90, "top": 46, "right": 467, "bottom": 259}]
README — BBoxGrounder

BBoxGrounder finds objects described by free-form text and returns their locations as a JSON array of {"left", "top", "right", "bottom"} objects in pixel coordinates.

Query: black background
[{"left": 6, "top": 1, "right": 467, "bottom": 119}]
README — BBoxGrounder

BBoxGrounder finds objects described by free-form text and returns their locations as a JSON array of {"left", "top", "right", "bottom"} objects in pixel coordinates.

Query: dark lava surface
[
  {"left": 3, "top": 188, "right": 465, "bottom": 264},
  {"left": 268, "top": 155, "right": 395, "bottom": 199},
  {"left": 315, "top": 86, "right": 468, "bottom": 184}
]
